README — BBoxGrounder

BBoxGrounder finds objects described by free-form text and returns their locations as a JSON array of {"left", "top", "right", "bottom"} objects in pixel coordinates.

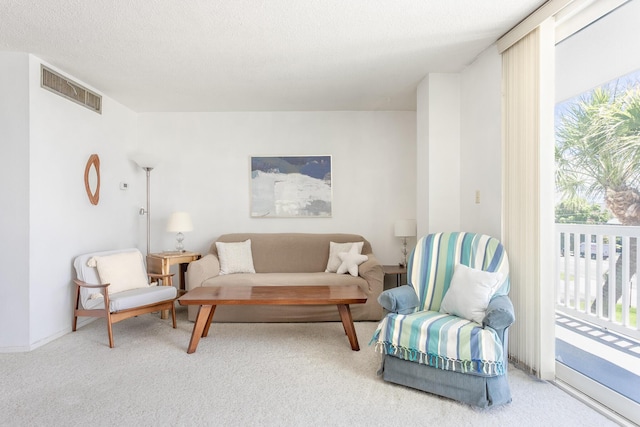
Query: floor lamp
[{"left": 133, "top": 154, "right": 159, "bottom": 255}]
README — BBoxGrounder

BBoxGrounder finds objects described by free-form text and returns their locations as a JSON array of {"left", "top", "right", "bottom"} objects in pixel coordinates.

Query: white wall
[
  {"left": 415, "top": 74, "right": 461, "bottom": 236},
  {"left": 137, "top": 111, "right": 416, "bottom": 265},
  {"left": 1, "top": 58, "right": 415, "bottom": 351},
  {"left": 416, "top": 50, "right": 503, "bottom": 241},
  {"left": 416, "top": 77, "right": 430, "bottom": 238},
  {"left": 556, "top": 0, "right": 640, "bottom": 103},
  {"left": 0, "top": 53, "right": 31, "bottom": 350},
  {"left": 459, "top": 46, "right": 503, "bottom": 239},
  {"left": 0, "top": 56, "right": 140, "bottom": 351}
]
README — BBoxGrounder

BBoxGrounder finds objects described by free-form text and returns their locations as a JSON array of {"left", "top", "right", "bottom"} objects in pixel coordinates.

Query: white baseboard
[{"left": 0, "top": 317, "right": 96, "bottom": 353}]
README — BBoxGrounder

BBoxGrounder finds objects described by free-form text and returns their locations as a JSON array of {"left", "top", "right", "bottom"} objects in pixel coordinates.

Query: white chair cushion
[
  {"left": 89, "top": 251, "right": 150, "bottom": 294},
  {"left": 84, "top": 286, "right": 177, "bottom": 312}
]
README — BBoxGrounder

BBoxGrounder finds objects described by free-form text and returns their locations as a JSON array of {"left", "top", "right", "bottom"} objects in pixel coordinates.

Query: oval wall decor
[{"left": 84, "top": 154, "right": 100, "bottom": 205}]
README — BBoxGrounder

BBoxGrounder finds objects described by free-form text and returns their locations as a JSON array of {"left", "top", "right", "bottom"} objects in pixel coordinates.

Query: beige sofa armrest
[
  {"left": 359, "top": 254, "right": 384, "bottom": 294},
  {"left": 186, "top": 254, "right": 220, "bottom": 291}
]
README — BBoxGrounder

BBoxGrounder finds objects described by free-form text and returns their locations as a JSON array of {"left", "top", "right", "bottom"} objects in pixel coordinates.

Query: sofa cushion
[
  {"left": 216, "top": 240, "right": 256, "bottom": 275},
  {"left": 336, "top": 245, "right": 368, "bottom": 276},
  {"left": 439, "top": 264, "right": 503, "bottom": 324},
  {"left": 89, "top": 251, "right": 149, "bottom": 295},
  {"left": 325, "top": 241, "right": 364, "bottom": 273}
]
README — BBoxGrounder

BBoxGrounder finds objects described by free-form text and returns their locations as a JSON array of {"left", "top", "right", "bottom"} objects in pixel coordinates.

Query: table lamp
[
  {"left": 394, "top": 219, "right": 417, "bottom": 267},
  {"left": 167, "top": 211, "right": 194, "bottom": 252}
]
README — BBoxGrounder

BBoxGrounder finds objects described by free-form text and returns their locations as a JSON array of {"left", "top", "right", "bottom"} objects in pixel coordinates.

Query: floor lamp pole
[{"left": 143, "top": 167, "right": 152, "bottom": 255}]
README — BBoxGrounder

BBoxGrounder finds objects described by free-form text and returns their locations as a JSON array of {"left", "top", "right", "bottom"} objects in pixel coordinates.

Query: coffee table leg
[
  {"left": 337, "top": 304, "right": 360, "bottom": 351},
  {"left": 202, "top": 304, "right": 216, "bottom": 337},
  {"left": 187, "top": 304, "right": 213, "bottom": 354}
]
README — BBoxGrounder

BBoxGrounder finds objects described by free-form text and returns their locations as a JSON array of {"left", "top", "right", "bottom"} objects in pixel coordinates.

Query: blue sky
[{"left": 555, "top": 68, "right": 640, "bottom": 125}]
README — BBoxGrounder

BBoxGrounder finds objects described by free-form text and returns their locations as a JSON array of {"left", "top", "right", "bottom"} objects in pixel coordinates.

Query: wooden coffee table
[{"left": 178, "top": 285, "right": 367, "bottom": 354}]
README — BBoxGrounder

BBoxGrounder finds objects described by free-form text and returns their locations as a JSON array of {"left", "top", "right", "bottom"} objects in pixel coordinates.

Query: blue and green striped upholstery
[
  {"left": 409, "top": 232, "right": 509, "bottom": 312},
  {"left": 372, "top": 232, "right": 510, "bottom": 376}
]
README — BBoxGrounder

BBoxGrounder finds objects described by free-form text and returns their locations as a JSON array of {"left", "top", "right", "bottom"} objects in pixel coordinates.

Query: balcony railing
[{"left": 556, "top": 223, "right": 640, "bottom": 340}]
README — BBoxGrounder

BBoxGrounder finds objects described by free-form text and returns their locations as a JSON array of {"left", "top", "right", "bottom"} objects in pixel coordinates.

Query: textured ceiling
[{"left": 0, "top": 0, "right": 545, "bottom": 112}]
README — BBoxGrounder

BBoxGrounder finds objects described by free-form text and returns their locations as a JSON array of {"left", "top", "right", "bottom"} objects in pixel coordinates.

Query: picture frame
[{"left": 250, "top": 155, "right": 332, "bottom": 218}]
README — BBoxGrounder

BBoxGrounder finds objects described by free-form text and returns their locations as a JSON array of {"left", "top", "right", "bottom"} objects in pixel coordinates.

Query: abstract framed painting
[{"left": 250, "top": 155, "right": 332, "bottom": 218}]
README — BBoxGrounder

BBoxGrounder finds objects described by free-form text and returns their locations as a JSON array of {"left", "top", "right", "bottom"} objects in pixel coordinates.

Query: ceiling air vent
[{"left": 41, "top": 65, "right": 102, "bottom": 114}]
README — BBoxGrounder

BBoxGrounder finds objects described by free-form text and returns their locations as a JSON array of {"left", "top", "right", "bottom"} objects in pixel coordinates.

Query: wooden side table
[
  {"left": 147, "top": 251, "right": 201, "bottom": 293},
  {"left": 382, "top": 265, "right": 407, "bottom": 287},
  {"left": 147, "top": 251, "right": 201, "bottom": 319}
]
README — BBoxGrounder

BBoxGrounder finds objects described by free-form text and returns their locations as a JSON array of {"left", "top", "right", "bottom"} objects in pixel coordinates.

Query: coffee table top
[{"left": 178, "top": 285, "right": 367, "bottom": 306}]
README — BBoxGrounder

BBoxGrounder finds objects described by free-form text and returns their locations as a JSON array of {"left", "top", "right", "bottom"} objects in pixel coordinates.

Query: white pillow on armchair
[
  {"left": 89, "top": 251, "right": 149, "bottom": 295},
  {"left": 439, "top": 264, "right": 503, "bottom": 324}
]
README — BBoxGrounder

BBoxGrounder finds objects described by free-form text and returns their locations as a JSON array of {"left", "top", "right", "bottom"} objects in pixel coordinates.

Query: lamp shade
[
  {"left": 394, "top": 219, "right": 416, "bottom": 237},
  {"left": 131, "top": 152, "right": 161, "bottom": 170},
  {"left": 166, "top": 212, "right": 194, "bottom": 232}
]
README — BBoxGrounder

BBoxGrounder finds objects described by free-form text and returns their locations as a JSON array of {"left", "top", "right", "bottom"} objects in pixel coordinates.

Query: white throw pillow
[
  {"left": 216, "top": 239, "right": 256, "bottom": 275},
  {"left": 325, "top": 241, "right": 364, "bottom": 273},
  {"left": 336, "top": 245, "right": 368, "bottom": 277},
  {"left": 90, "top": 251, "right": 149, "bottom": 295},
  {"left": 439, "top": 264, "right": 503, "bottom": 324}
]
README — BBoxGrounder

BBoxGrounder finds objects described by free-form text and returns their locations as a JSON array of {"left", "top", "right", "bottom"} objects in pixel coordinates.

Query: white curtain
[{"left": 501, "top": 19, "right": 556, "bottom": 380}]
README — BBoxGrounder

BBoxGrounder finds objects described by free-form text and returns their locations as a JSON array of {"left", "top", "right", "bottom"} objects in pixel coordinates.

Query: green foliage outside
[
  {"left": 555, "top": 75, "right": 640, "bottom": 319},
  {"left": 556, "top": 79, "right": 640, "bottom": 222},
  {"left": 555, "top": 85, "right": 640, "bottom": 214},
  {"left": 555, "top": 198, "right": 611, "bottom": 224}
]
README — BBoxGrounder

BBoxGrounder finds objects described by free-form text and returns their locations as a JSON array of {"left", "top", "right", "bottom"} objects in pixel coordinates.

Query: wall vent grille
[{"left": 41, "top": 65, "right": 102, "bottom": 114}]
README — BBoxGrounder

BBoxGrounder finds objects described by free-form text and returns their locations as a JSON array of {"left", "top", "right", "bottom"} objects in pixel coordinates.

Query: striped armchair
[{"left": 371, "top": 232, "right": 514, "bottom": 407}]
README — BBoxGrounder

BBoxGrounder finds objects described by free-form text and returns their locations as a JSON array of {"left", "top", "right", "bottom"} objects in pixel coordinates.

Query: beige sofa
[{"left": 186, "top": 233, "right": 384, "bottom": 322}]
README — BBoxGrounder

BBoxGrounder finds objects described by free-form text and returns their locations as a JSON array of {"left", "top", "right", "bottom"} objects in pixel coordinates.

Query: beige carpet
[{"left": 0, "top": 307, "right": 619, "bottom": 426}]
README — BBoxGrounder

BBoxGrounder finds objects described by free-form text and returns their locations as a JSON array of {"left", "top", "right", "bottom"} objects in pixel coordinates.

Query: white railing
[{"left": 556, "top": 223, "right": 640, "bottom": 340}]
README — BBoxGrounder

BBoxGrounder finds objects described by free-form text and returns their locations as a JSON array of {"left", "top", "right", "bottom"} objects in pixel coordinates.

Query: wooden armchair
[{"left": 73, "top": 248, "right": 177, "bottom": 348}]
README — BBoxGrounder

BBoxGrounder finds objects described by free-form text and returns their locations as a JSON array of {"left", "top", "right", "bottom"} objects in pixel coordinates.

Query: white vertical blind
[{"left": 501, "top": 19, "right": 556, "bottom": 380}]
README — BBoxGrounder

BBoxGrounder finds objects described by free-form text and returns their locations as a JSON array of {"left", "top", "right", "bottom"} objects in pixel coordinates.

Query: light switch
[{"left": 475, "top": 190, "right": 480, "bottom": 204}]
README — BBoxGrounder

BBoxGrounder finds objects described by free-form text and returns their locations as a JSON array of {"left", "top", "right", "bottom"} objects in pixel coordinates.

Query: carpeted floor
[{"left": 0, "top": 307, "right": 620, "bottom": 426}]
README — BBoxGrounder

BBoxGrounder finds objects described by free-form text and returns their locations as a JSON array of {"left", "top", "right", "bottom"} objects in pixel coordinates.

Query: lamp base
[
  {"left": 400, "top": 237, "right": 408, "bottom": 268},
  {"left": 175, "top": 232, "right": 185, "bottom": 252}
]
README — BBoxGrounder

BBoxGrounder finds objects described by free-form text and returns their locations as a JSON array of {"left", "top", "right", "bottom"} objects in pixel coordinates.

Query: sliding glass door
[{"left": 554, "top": 2, "right": 640, "bottom": 423}]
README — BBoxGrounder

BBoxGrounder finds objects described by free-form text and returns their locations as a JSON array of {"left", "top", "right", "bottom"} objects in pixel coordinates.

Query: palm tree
[{"left": 556, "top": 84, "right": 640, "bottom": 317}]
